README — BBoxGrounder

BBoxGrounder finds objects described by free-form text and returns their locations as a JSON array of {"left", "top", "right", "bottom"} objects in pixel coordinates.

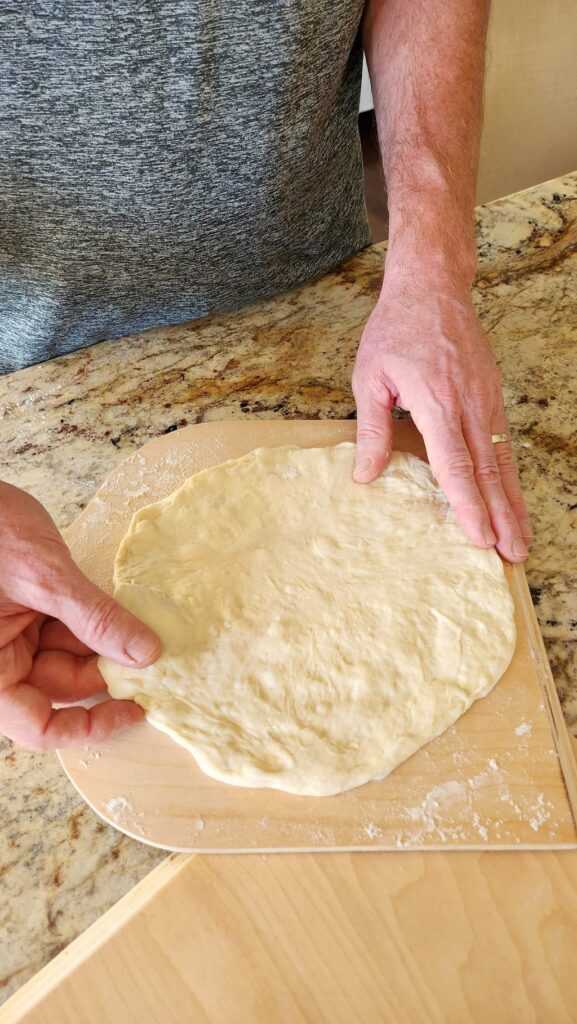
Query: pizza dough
[{"left": 98, "top": 445, "right": 516, "bottom": 797}]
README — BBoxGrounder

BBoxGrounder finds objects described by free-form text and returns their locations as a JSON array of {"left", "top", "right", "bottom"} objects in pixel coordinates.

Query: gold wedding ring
[{"left": 491, "top": 433, "right": 510, "bottom": 444}]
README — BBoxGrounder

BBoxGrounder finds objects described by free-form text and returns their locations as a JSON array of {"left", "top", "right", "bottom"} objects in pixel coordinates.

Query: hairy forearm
[{"left": 363, "top": 0, "right": 491, "bottom": 286}]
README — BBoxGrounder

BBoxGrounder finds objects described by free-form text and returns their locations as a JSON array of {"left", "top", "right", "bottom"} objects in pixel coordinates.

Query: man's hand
[
  {"left": 357, "top": 0, "right": 533, "bottom": 560},
  {"left": 352, "top": 278, "right": 532, "bottom": 563},
  {"left": 0, "top": 483, "right": 161, "bottom": 750}
]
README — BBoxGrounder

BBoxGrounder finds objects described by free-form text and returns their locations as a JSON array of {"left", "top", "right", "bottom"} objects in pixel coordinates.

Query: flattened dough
[{"left": 99, "top": 445, "right": 516, "bottom": 796}]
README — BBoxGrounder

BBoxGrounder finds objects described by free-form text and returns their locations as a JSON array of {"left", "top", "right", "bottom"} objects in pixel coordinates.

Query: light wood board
[
  {"left": 4, "top": 847, "right": 577, "bottom": 1024},
  {"left": 58, "top": 419, "right": 577, "bottom": 852}
]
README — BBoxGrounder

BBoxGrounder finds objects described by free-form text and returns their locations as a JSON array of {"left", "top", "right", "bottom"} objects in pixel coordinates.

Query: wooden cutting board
[
  {"left": 5, "top": 848, "right": 577, "bottom": 1024},
  {"left": 59, "top": 419, "right": 577, "bottom": 852}
]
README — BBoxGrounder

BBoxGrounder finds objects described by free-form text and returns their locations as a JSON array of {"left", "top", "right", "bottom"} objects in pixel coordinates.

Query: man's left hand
[{"left": 351, "top": 276, "right": 532, "bottom": 563}]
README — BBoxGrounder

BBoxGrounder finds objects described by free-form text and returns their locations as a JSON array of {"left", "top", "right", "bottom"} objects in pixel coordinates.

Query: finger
[
  {"left": 462, "top": 417, "right": 528, "bottom": 562},
  {"left": 419, "top": 411, "right": 497, "bottom": 548},
  {"left": 0, "top": 681, "right": 144, "bottom": 750},
  {"left": 490, "top": 416, "right": 533, "bottom": 542},
  {"left": 27, "top": 651, "right": 107, "bottom": 702},
  {"left": 41, "top": 566, "right": 161, "bottom": 668},
  {"left": 38, "top": 620, "right": 94, "bottom": 657},
  {"left": 352, "top": 382, "right": 394, "bottom": 483}
]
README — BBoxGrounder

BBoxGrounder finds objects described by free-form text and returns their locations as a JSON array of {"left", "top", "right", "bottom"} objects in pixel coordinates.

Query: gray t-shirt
[{"left": 0, "top": 2, "right": 370, "bottom": 374}]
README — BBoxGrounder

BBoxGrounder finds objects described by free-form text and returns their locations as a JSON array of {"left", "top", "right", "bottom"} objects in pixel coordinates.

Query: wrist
[
  {"left": 385, "top": 189, "right": 478, "bottom": 290},
  {"left": 378, "top": 262, "right": 478, "bottom": 314},
  {"left": 381, "top": 256, "right": 476, "bottom": 300}
]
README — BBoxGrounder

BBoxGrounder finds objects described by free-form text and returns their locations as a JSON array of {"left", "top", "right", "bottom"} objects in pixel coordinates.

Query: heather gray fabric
[{"left": 0, "top": 2, "right": 370, "bottom": 374}]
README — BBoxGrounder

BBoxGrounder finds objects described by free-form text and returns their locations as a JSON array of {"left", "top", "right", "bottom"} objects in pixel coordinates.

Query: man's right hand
[{"left": 0, "top": 482, "right": 161, "bottom": 750}]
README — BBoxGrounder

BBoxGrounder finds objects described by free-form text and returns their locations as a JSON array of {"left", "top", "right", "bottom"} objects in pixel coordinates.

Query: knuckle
[
  {"left": 511, "top": 499, "right": 530, "bottom": 519},
  {"left": 432, "top": 376, "right": 460, "bottom": 406},
  {"left": 493, "top": 503, "right": 519, "bottom": 528},
  {"left": 352, "top": 368, "right": 388, "bottom": 403},
  {"left": 421, "top": 396, "right": 461, "bottom": 433},
  {"left": 357, "top": 423, "right": 386, "bottom": 442},
  {"left": 81, "top": 595, "right": 122, "bottom": 644},
  {"left": 508, "top": 494, "right": 528, "bottom": 518},
  {"left": 495, "top": 448, "right": 518, "bottom": 474},
  {"left": 475, "top": 462, "right": 501, "bottom": 486},
  {"left": 465, "top": 385, "right": 490, "bottom": 410},
  {"left": 442, "top": 452, "right": 475, "bottom": 480},
  {"left": 352, "top": 377, "right": 376, "bottom": 405}
]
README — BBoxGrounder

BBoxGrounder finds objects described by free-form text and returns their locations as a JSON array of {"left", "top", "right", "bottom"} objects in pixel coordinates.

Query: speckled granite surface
[{"left": 1, "top": 173, "right": 576, "bottom": 1003}]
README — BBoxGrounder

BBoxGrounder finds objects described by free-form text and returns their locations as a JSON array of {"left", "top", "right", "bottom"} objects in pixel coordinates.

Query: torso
[{"left": 0, "top": 1, "right": 369, "bottom": 372}]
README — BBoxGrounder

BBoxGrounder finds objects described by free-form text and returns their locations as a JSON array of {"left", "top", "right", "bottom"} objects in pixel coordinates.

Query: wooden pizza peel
[{"left": 57, "top": 419, "right": 577, "bottom": 852}]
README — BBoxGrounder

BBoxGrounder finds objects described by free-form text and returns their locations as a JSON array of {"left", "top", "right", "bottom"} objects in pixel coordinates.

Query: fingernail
[
  {"left": 125, "top": 631, "right": 161, "bottom": 664},
  {"left": 483, "top": 529, "right": 497, "bottom": 547},
  {"left": 353, "top": 457, "right": 372, "bottom": 479},
  {"left": 512, "top": 537, "right": 528, "bottom": 558}
]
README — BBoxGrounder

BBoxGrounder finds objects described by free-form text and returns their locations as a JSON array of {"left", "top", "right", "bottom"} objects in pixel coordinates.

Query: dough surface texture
[{"left": 99, "top": 445, "right": 516, "bottom": 796}]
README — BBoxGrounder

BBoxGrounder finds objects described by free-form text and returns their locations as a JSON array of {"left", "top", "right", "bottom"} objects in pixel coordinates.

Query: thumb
[
  {"left": 353, "top": 385, "right": 394, "bottom": 484},
  {"left": 49, "top": 566, "right": 161, "bottom": 667}
]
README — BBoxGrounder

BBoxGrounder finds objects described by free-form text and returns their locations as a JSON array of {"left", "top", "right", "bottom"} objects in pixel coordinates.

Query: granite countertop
[{"left": 1, "top": 173, "right": 576, "bottom": 1003}]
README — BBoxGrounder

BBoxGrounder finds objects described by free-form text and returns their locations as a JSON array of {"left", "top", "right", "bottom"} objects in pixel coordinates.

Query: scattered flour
[
  {"left": 515, "top": 721, "right": 533, "bottom": 737},
  {"left": 468, "top": 770, "right": 490, "bottom": 790},
  {"left": 362, "top": 822, "right": 383, "bottom": 840},
  {"left": 105, "top": 796, "right": 132, "bottom": 817},
  {"left": 393, "top": 755, "right": 557, "bottom": 847},
  {"left": 468, "top": 757, "right": 502, "bottom": 790},
  {"left": 426, "top": 781, "right": 468, "bottom": 807},
  {"left": 308, "top": 828, "right": 327, "bottom": 842},
  {"left": 82, "top": 496, "right": 117, "bottom": 527},
  {"left": 397, "top": 780, "right": 491, "bottom": 846},
  {"left": 123, "top": 483, "right": 152, "bottom": 500},
  {"left": 499, "top": 792, "right": 523, "bottom": 815},
  {"left": 472, "top": 813, "right": 489, "bottom": 842},
  {"left": 104, "top": 796, "right": 146, "bottom": 837},
  {"left": 79, "top": 748, "right": 102, "bottom": 768},
  {"left": 195, "top": 818, "right": 205, "bottom": 832},
  {"left": 528, "top": 793, "right": 552, "bottom": 832}
]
